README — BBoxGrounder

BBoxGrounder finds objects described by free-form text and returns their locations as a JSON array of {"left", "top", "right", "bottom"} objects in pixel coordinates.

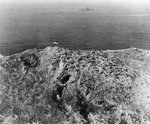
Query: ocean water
[{"left": 1, "top": 4, "right": 150, "bottom": 55}]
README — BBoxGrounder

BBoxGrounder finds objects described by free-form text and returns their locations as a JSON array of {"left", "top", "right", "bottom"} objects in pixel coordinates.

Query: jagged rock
[{"left": 0, "top": 46, "right": 150, "bottom": 124}]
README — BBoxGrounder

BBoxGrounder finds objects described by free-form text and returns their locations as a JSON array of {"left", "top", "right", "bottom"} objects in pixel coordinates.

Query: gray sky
[{"left": 1, "top": 0, "right": 150, "bottom": 5}]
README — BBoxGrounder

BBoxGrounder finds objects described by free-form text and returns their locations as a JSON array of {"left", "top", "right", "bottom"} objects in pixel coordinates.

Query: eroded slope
[{"left": 0, "top": 47, "right": 150, "bottom": 124}]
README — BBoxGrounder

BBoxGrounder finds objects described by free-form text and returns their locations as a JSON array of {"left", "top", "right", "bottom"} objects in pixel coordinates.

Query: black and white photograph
[{"left": 0, "top": 0, "right": 150, "bottom": 123}]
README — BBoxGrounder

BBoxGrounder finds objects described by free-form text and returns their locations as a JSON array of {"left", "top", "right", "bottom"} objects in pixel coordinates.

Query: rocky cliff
[{"left": 0, "top": 46, "right": 150, "bottom": 124}]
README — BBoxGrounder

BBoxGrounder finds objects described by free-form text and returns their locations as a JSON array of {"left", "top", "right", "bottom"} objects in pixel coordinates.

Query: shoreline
[{"left": 0, "top": 45, "right": 148, "bottom": 57}]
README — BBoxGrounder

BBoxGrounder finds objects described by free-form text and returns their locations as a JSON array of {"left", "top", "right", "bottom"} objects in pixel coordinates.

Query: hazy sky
[{"left": 1, "top": 0, "right": 150, "bottom": 5}]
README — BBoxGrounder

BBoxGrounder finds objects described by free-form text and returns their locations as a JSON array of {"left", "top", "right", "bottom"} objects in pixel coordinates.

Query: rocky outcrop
[{"left": 0, "top": 46, "right": 150, "bottom": 124}]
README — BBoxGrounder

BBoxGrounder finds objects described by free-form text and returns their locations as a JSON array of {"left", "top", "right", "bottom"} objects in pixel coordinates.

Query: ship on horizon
[{"left": 79, "top": 7, "right": 94, "bottom": 11}]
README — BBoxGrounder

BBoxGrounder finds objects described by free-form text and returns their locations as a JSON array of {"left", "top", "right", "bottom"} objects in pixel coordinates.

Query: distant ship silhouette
[{"left": 79, "top": 7, "right": 94, "bottom": 11}]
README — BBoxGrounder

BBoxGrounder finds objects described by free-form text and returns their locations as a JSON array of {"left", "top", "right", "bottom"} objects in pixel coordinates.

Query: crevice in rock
[
  {"left": 60, "top": 74, "right": 71, "bottom": 85},
  {"left": 57, "top": 85, "right": 64, "bottom": 98},
  {"left": 76, "top": 91, "right": 92, "bottom": 123},
  {"left": 20, "top": 53, "right": 39, "bottom": 68},
  {"left": 51, "top": 85, "right": 65, "bottom": 111},
  {"left": 95, "top": 100, "right": 104, "bottom": 106}
]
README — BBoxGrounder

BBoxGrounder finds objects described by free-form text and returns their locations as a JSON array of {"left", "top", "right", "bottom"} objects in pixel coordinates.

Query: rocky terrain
[{"left": 0, "top": 46, "right": 150, "bottom": 124}]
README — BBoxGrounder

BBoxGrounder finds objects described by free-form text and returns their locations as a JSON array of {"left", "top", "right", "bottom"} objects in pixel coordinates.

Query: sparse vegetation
[{"left": 0, "top": 46, "right": 150, "bottom": 124}]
